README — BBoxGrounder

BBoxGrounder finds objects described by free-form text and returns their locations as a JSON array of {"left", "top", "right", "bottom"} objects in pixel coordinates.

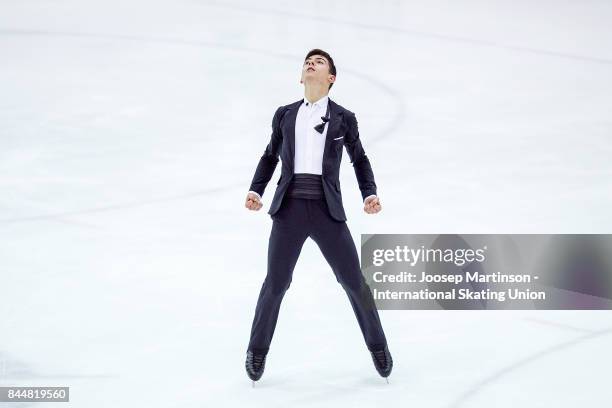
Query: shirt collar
[{"left": 303, "top": 94, "right": 329, "bottom": 109}]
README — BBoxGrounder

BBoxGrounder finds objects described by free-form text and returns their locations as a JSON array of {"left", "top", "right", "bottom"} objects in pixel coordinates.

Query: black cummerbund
[{"left": 285, "top": 173, "right": 324, "bottom": 200}]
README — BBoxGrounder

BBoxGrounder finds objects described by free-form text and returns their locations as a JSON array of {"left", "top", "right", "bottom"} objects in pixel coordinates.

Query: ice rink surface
[{"left": 1, "top": 0, "right": 611, "bottom": 406}]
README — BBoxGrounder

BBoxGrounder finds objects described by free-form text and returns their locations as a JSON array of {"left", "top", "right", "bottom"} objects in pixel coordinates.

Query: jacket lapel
[
  {"left": 322, "top": 98, "right": 343, "bottom": 160},
  {"left": 284, "top": 99, "right": 302, "bottom": 170}
]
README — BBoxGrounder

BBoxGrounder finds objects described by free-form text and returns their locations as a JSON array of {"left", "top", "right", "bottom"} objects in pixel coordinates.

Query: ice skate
[
  {"left": 245, "top": 350, "right": 267, "bottom": 383},
  {"left": 370, "top": 345, "right": 393, "bottom": 379}
]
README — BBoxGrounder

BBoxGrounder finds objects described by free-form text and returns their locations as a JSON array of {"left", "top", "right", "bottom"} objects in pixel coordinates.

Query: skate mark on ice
[{"left": 446, "top": 326, "right": 612, "bottom": 408}]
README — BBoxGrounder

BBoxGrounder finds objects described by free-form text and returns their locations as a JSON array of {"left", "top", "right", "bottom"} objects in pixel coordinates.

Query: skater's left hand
[{"left": 364, "top": 196, "right": 382, "bottom": 214}]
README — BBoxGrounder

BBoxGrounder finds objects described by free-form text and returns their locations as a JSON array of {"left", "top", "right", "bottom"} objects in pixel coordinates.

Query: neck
[{"left": 304, "top": 84, "right": 329, "bottom": 104}]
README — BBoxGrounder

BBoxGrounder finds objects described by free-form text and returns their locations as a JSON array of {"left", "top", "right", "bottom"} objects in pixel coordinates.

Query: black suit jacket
[{"left": 249, "top": 98, "right": 377, "bottom": 222}]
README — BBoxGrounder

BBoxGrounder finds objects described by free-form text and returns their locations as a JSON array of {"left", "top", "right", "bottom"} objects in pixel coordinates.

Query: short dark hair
[{"left": 304, "top": 48, "right": 336, "bottom": 90}]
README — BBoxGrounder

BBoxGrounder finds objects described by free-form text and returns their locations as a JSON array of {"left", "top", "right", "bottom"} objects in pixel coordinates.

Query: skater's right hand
[{"left": 245, "top": 192, "right": 263, "bottom": 211}]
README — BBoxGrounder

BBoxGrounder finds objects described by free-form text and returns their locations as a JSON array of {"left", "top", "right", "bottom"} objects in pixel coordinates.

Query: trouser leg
[
  {"left": 247, "top": 198, "right": 309, "bottom": 353},
  {"left": 308, "top": 199, "right": 388, "bottom": 351}
]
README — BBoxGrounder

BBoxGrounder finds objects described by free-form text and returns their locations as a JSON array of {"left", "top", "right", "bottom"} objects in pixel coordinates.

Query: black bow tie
[
  {"left": 314, "top": 101, "right": 332, "bottom": 134},
  {"left": 314, "top": 116, "right": 330, "bottom": 134}
]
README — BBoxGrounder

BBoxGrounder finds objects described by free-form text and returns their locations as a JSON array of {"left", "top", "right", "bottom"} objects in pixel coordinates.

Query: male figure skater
[{"left": 244, "top": 49, "right": 392, "bottom": 384}]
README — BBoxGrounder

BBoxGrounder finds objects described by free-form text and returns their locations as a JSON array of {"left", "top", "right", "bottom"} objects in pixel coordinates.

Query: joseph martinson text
[{"left": 371, "top": 271, "right": 547, "bottom": 302}]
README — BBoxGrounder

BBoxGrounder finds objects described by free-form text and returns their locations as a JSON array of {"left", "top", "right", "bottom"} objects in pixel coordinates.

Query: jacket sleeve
[
  {"left": 344, "top": 111, "right": 377, "bottom": 200},
  {"left": 248, "top": 106, "right": 284, "bottom": 197}
]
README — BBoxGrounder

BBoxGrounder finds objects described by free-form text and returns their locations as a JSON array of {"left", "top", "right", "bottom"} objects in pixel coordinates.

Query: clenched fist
[
  {"left": 245, "top": 192, "right": 263, "bottom": 211},
  {"left": 364, "top": 195, "right": 382, "bottom": 214}
]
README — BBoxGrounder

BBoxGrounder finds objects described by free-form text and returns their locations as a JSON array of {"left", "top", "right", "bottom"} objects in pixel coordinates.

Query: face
[{"left": 300, "top": 54, "right": 335, "bottom": 87}]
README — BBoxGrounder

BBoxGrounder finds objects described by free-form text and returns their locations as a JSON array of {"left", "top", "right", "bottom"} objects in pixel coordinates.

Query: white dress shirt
[
  {"left": 294, "top": 95, "right": 329, "bottom": 174},
  {"left": 249, "top": 95, "right": 376, "bottom": 204}
]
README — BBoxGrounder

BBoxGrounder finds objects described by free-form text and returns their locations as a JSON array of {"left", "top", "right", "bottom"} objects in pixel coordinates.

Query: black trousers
[{"left": 247, "top": 196, "right": 388, "bottom": 354}]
